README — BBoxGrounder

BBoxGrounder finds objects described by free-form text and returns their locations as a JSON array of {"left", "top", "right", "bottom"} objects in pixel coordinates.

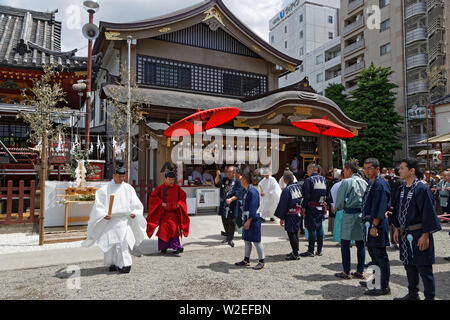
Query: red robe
[{"left": 146, "top": 183, "right": 190, "bottom": 242}]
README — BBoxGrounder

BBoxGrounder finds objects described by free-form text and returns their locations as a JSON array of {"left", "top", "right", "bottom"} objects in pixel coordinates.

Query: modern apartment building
[
  {"left": 269, "top": 0, "right": 341, "bottom": 87},
  {"left": 404, "top": 0, "right": 449, "bottom": 156},
  {"left": 281, "top": 36, "right": 342, "bottom": 94}
]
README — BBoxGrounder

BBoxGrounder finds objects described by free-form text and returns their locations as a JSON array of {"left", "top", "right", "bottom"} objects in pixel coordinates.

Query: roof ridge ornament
[{"left": 203, "top": 6, "right": 225, "bottom": 31}]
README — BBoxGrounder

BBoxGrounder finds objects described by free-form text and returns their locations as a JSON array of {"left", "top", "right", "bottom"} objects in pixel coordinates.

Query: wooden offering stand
[{"left": 56, "top": 187, "right": 97, "bottom": 232}]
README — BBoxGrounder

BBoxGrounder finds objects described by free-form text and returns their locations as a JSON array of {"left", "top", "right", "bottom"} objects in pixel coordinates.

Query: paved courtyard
[{"left": 0, "top": 216, "right": 449, "bottom": 300}]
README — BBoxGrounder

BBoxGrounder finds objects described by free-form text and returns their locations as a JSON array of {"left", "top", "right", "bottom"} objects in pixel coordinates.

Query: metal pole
[
  {"left": 127, "top": 36, "right": 132, "bottom": 183},
  {"left": 85, "top": 11, "right": 94, "bottom": 155},
  {"left": 426, "top": 105, "right": 430, "bottom": 170}
]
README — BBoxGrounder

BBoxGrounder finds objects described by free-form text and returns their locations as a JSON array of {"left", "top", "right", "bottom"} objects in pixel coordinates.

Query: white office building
[{"left": 269, "top": 0, "right": 341, "bottom": 90}]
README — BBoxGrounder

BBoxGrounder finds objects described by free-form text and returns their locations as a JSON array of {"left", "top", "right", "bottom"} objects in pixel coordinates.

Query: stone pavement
[{"left": 0, "top": 216, "right": 449, "bottom": 300}]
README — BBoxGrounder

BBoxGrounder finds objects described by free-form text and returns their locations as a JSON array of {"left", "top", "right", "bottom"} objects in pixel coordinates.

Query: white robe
[
  {"left": 258, "top": 176, "right": 282, "bottom": 219},
  {"left": 82, "top": 181, "right": 148, "bottom": 268}
]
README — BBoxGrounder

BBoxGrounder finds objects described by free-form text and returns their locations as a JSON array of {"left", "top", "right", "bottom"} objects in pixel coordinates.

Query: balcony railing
[
  {"left": 405, "top": 28, "right": 427, "bottom": 44},
  {"left": 348, "top": 0, "right": 364, "bottom": 13},
  {"left": 426, "top": 0, "right": 445, "bottom": 12},
  {"left": 343, "top": 39, "right": 365, "bottom": 56},
  {"left": 407, "top": 81, "right": 428, "bottom": 95},
  {"left": 427, "top": 17, "right": 444, "bottom": 36},
  {"left": 404, "top": 2, "right": 426, "bottom": 20},
  {"left": 406, "top": 54, "right": 428, "bottom": 70},
  {"left": 428, "top": 41, "right": 446, "bottom": 62},
  {"left": 344, "top": 61, "right": 365, "bottom": 76},
  {"left": 344, "top": 17, "right": 364, "bottom": 35}
]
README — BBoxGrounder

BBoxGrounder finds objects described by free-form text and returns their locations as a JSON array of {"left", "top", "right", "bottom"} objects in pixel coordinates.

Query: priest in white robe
[
  {"left": 258, "top": 167, "right": 282, "bottom": 222},
  {"left": 82, "top": 165, "right": 148, "bottom": 273}
]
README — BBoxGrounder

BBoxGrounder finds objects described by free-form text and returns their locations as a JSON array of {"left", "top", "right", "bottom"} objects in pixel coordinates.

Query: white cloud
[{"left": 0, "top": 0, "right": 285, "bottom": 56}]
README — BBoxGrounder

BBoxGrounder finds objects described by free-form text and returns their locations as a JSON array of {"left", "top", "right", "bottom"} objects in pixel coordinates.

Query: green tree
[
  {"left": 325, "top": 83, "right": 353, "bottom": 116},
  {"left": 348, "top": 63, "right": 403, "bottom": 167}
]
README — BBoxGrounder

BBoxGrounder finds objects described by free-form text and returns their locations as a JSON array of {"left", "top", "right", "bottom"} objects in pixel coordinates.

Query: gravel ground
[{"left": 1, "top": 224, "right": 448, "bottom": 300}]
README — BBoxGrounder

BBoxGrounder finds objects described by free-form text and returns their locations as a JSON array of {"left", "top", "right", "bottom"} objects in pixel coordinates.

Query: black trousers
[
  {"left": 300, "top": 216, "right": 304, "bottom": 232},
  {"left": 405, "top": 264, "right": 435, "bottom": 300},
  {"left": 367, "top": 246, "right": 391, "bottom": 290},
  {"left": 287, "top": 231, "right": 300, "bottom": 256},
  {"left": 306, "top": 225, "right": 323, "bottom": 253},
  {"left": 222, "top": 214, "right": 236, "bottom": 242}
]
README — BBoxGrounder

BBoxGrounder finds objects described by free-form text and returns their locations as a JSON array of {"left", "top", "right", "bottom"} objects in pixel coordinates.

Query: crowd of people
[{"left": 81, "top": 157, "right": 449, "bottom": 300}]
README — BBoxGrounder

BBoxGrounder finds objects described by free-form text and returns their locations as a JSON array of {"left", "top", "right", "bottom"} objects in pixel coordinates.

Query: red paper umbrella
[
  {"left": 164, "top": 107, "right": 240, "bottom": 137},
  {"left": 291, "top": 116, "right": 355, "bottom": 138}
]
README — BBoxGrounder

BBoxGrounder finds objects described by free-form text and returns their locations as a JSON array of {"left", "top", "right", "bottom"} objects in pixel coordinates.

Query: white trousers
[{"left": 104, "top": 243, "right": 132, "bottom": 268}]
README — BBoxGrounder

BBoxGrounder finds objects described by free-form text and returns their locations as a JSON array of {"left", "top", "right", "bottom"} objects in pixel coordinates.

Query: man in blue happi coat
[
  {"left": 235, "top": 168, "right": 265, "bottom": 270},
  {"left": 274, "top": 170, "right": 304, "bottom": 260},
  {"left": 361, "top": 158, "right": 391, "bottom": 296},
  {"left": 300, "top": 163, "right": 328, "bottom": 257},
  {"left": 393, "top": 159, "right": 441, "bottom": 300},
  {"left": 215, "top": 166, "right": 242, "bottom": 247}
]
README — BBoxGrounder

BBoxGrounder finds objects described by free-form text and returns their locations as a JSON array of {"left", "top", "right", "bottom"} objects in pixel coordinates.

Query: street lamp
[
  {"left": 72, "top": 80, "right": 87, "bottom": 141},
  {"left": 82, "top": 0, "right": 100, "bottom": 155}
]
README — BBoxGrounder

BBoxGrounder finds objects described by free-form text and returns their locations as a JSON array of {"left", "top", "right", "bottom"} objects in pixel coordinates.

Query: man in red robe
[{"left": 147, "top": 171, "right": 190, "bottom": 254}]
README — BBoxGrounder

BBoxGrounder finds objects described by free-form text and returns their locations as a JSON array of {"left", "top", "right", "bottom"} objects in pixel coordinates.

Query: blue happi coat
[
  {"left": 216, "top": 177, "right": 243, "bottom": 225},
  {"left": 362, "top": 175, "right": 391, "bottom": 248},
  {"left": 242, "top": 184, "right": 262, "bottom": 242},
  {"left": 393, "top": 181, "right": 441, "bottom": 266},
  {"left": 302, "top": 173, "right": 328, "bottom": 229},
  {"left": 275, "top": 182, "right": 304, "bottom": 233}
]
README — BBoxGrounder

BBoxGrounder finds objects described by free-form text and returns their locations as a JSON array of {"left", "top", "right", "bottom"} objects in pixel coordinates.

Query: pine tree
[{"left": 348, "top": 63, "right": 403, "bottom": 167}]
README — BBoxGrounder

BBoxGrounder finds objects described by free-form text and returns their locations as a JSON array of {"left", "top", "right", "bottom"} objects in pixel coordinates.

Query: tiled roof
[
  {"left": 0, "top": 5, "right": 88, "bottom": 70},
  {"left": 431, "top": 93, "right": 450, "bottom": 106}
]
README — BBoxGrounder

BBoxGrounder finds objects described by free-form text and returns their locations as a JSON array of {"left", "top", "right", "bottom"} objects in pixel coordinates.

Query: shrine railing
[{"left": 0, "top": 180, "right": 38, "bottom": 225}]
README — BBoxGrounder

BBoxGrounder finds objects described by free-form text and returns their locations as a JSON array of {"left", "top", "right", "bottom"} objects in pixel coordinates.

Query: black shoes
[
  {"left": 160, "top": 249, "right": 167, "bottom": 254},
  {"left": 109, "top": 265, "right": 117, "bottom": 272},
  {"left": 365, "top": 287, "right": 391, "bottom": 296},
  {"left": 300, "top": 229, "right": 305, "bottom": 235},
  {"left": 285, "top": 253, "right": 300, "bottom": 260},
  {"left": 299, "top": 251, "right": 315, "bottom": 258},
  {"left": 118, "top": 266, "right": 131, "bottom": 274},
  {"left": 228, "top": 241, "right": 235, "bottom": 248},
  {"left": 394, "top": 293, "right": 420, "bottom": 300},
  {"left": 315, "top": 251, "right": 323, "bottom": 256},
  {"left": 221, "top": 231, "right": 228, "bottom": 236},
  {"left": 173, "top": 248, "right": 184, "bottom": 254},
  {"left": 270, "top": 218, "right": 275, "bottom": 222}
]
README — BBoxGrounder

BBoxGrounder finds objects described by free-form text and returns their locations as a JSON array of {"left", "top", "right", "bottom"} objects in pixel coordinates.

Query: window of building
[
  {"left": 285, "top": 25, "right": 287, "bottom": 33},
  {"left": 380, "top": 43, "right": 391, "bottom": 56},
  {"left": 271, "top": 35, "right": 274, "bottom": 43},
  {"left": 318, "top": 91, "right": 323, "bottom": 96},
  {"left": 316, "top": 73, "right": 323, "bottom": 82},
  {"left": 328, "top": 16, "right": 333, "bottom": 24},
  {"left": 285, "top": 41, "right": 288, "bottom": 49},
  {"left": 137, "top": 55, "right": 268, "bottom": 97},
  {"left": 299, "top": 30, "right": 303, "bottom": 39},
  {"left": 328, "top": 32, "right": 333, "bottom": 39},
  {"left": 0, "top": 123, "right": 29, "bottom": 148},
  {"left": 316, "top": 54, "right": 323, "bottom": 65},
  {"left": 380, "top": 19, "right": 390, "bottom": 32},
  {"left": 299, "top": 14, "right": 303, "bottom": 23},
  {"left": 300, "top": 64, "right": 304, "bottom": 72},
  {"left": 380, "top": 0, "right": 390, "bottom": 8},
  {"left": 299, "top": 47, "right": 304, "bottom": 56}
]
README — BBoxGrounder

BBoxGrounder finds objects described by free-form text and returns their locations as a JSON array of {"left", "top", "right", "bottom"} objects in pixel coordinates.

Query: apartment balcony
[
  {"left": 343, "top": 39, "right": 365, "bottom": 57},
  {"left": 344, "top": 61, "right": 365, "bottom": 76},
  {"left": 426, "top": 0, "right": 445, "bottom": 11},
  {"left": 406, "top": 54, "right": 428, "bottom": 70},
  {"left": 407, "top": 80, "right": 428, "bottom": 95},
  {"left": 348, "top": 0, "right": 364, "bottom": 13},
  {"left": 344, "top": 85, "right": 358, "bottom": 96},
  {"left": 428, "top": 41, "right": 446, "bottom": 62},
  {"left": 405, "top": 28, "right": 427, "bottom": 45},
  {"left": 404, "top": 2, "right": 426, "bottom": 20},
  {"left": 427, "top": 17, "right": 444, "bottom": 37},
  {"left": 344, "top": 18, "right": 364, "bottom": 36}
]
